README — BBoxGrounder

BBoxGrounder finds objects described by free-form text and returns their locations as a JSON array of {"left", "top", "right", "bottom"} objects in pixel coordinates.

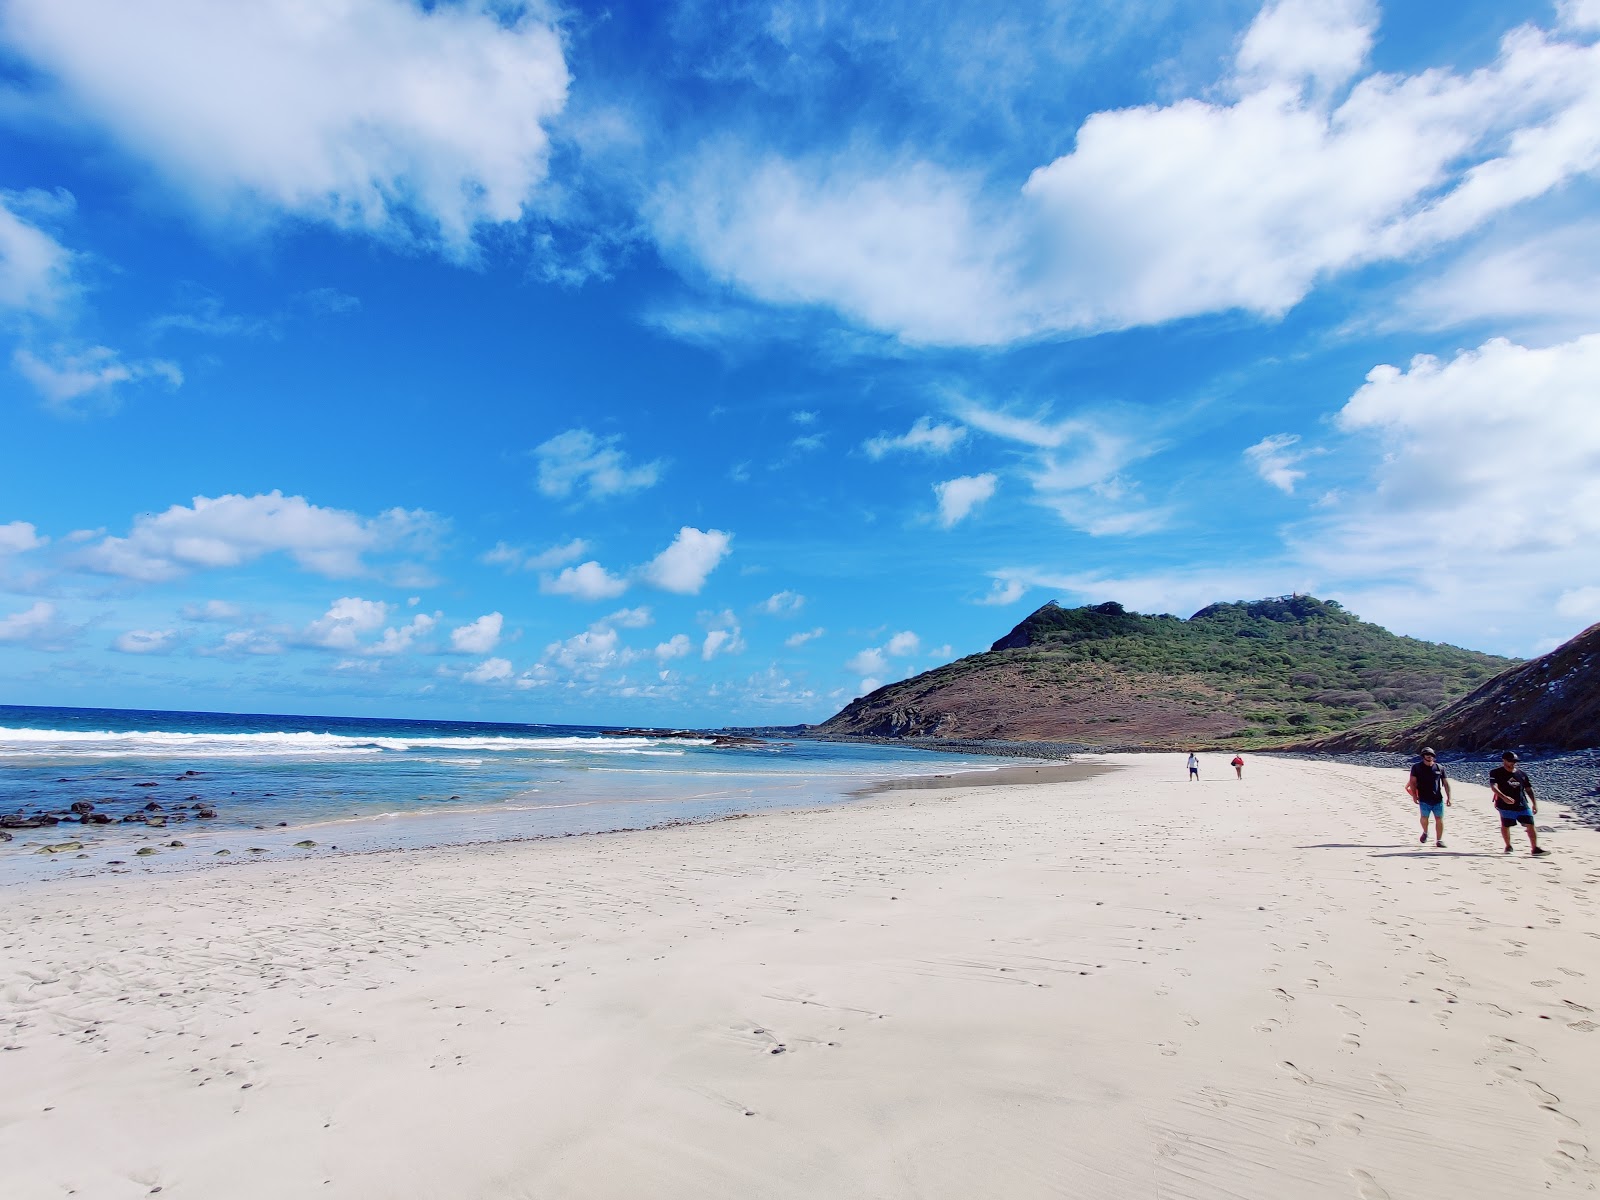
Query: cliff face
[
  {"left": 817, "top": 596, "right": 1515, "bottom": 749},
  {"left": 1326, "top": 622, "right": 1600, "bottom": 752}
]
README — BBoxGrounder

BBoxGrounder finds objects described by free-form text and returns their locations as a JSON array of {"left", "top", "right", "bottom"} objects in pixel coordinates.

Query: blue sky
[{"left": 2, "top": 0, "right": 1598, "bottom": 724}]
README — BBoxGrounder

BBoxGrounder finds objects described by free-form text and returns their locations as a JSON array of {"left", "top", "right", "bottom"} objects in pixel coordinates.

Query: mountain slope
[
  {"left": 1314, "top": 621, "right": 1600, "bottom": 751},
  {"left": 817, "top": 596, "right": 1514, "bottom": 748}
]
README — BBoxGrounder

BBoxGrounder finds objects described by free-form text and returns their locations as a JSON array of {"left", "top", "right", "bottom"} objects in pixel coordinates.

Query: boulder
[{"left": 69, "top": 800, "right": 95, "bottom": 815}]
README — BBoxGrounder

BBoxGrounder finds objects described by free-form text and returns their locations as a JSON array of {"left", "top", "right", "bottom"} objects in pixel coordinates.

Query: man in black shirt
[
  {"left": 1405, "top": 747, "right": 1451, "bottom": 847},
  {"left": 1489, "top": 751, "right": 1549, "bottom": 857}
]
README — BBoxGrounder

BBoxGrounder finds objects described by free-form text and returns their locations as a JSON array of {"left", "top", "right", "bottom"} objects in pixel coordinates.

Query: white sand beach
[{"left": 4, "top": 754, "right": 1599, "bottom": 1199}]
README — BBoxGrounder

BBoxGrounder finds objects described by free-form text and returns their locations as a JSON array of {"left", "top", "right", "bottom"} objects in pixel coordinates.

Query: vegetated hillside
[
  {"left": 1310, "top": 621, "right": 1600, "bottom": 752},
  {"left": 817, "top": 596, "right": 1515, "bottom": 748}
]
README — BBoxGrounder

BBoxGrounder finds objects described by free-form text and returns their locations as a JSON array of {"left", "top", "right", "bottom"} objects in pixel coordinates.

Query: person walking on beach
[
  {"left": 1187, "top": 752, "right": 1200, "bottom": 781},
  {"left": 1405, "top": 747, "right": 1451, "bottom": 847},
  {"left": 1490, "top": 751, "right": 1549, "bottom": 857},
  {"left": 1231, "top": 754, "right": 1244, "bottom": 779}
]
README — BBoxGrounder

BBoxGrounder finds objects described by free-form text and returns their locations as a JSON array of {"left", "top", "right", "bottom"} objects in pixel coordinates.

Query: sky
[{"left": 1, "top": 0, "right": 1598, "bottom": 725}]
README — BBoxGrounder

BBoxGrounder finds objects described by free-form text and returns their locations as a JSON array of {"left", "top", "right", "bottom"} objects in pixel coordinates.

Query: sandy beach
[{"left": 4, "top": 753, "right": 1599, "bottom": 1199}]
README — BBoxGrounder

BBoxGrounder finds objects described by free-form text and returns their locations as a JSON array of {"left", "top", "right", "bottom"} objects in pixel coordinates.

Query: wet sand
[{"left": 3, "top": 753, "right": 1599, "bottom": 1198}]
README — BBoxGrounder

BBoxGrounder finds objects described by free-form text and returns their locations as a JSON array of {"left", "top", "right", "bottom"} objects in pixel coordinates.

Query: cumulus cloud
[
  {"left": 79, "top": 491, "right": 440, "bottom": 582},
  {"left": 180, "top": 599, "right": 243, "bottom": 623},
  {"left": 885, "top": 630, "right": 921, "bottom": 656},
  {"left": 540, "top": 560, "right": 629, "bottom": 601},
  {"left": 702, "top": 614, "right": 746, "bottom": 660},
  {"left": 14, "top": 345, "right": 182, "bottom": 411},
  {"left": 1244, "top": 433, "right": 1311, "bottom": 493},
  {"left": 759, "top": 590, "right": 805, "bottom": 616},
  {"left": 641, "top": 527, "right": 732, "bottom": 594},
  {"left": 450, "top": 611, "right": 503, "bottom": 654},
  {"left": 303, "top": 597, "right": 389, "bottom": 651},
  {"left": 977, "top": 576, "right": 1028, "bottom": 606},
  {"left": 605, "top": 606, "right": 653, "bottom": 629},
  {"left": 370, "top": 611, "right": 437, "bottom": 656},
  {"left": 535, "top": 430, "right": 662, "bottom": 501},
  {"left": 934, "top": 473, "right": 997, "bottom": 527},
  {"left": 650, "top": 6, "right": 1600, "bottom": 345},
  {"left": 1, "top": 0, "right": 570, "bottom": 253},
  {"left": 654, "top": 632, "right": 692, "bottom": 661},
  {"left": 112, "top": 628, "right": 178, "bottom": 655},
  {"left": 483, "top": 537, "right": 590, "bottom": 571},
  {"left": 845, "top": 628, "right": 921, "bottom": 688},
  {"left": 0, "top": 195, "right": 73, "bottom": 315},
  {"left": 863, "top": 416, "right": 967, "bottom": 458},
  {"left": 211, "top": 629, "right": 283, "bottom": 656},
  {"left": 785, "top": 626, "right": 825, "bottom": 648},
  {"left": 463, "top": 656, "right": 514, "bottom": 685},
  {"left": 0, "top": 599, "right": 74, "bottom": 649},
  {"left": 0, "top": 521, "right": 46, "bottom": 554}
]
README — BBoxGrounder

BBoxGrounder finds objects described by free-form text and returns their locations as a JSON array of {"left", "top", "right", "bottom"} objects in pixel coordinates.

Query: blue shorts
[
  {"left": 1500, "top": 811, "right": 1534, "bottom": 827},
  {"left": 1418, "top": 800, "right": 1444, "bottom": 819}
]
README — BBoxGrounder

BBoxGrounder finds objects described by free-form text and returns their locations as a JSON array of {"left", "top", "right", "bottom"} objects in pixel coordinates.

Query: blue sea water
[{"left": 0, "top": 705, "right": 1013, "bottom": 881}]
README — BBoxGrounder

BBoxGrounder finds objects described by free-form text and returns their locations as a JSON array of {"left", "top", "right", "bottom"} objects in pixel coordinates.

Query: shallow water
[{"left": 0, "top": 705, "right": 1026, "bottom": 882}]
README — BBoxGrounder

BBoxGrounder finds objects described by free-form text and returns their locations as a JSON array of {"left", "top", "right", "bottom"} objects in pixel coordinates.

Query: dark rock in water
[
  {"left": 294, "top": 840, "right": 316, "bottom": 848},
  {"left": 276, "top": 822, "right": 287, "bottom": 827},
  {"left": 168, "top": 840, "right": 185, "bottom": 848},
  {"left": 182, "top": 770, "right": 201, "bottom": 777},
  {"left": 70, "top": 800, "right": 95, "bottom": 815},
  {"left": 215, "top": 849, "right": 230, "bottom": 856},
  {"left": 134, "top": 781, "right": 158, "bottom": 788},
  {"left": 135, "top": 847, "right": 158, "bottom": 856},
  {"left": 86, "top": 813, "right": 111, "bottom": 824},
  {"left": 248, "top": 847, "right": 266, "bottom": 853},
  {"left": 143, "top": 801, "right": 163, "bottom": 812},
  {"left": 0, "top": 830, "right": 11, "bottom": 842},
  {"left": 143, "top": 816, "right": 167, "bottom": 828},
  {"left": 196, "top": 806, "right": 217, "bottom": 819},
  {"left": 185, "top": 795, "right": 201, "bottom": 802},
  {"left": 121, "top": 813, "right": 144, "bottom": 823}
]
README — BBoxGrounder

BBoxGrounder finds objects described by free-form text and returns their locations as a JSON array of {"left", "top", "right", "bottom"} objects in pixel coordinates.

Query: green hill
[{"left": 817, "top": 596, "right": 1515, "bottom": 748}]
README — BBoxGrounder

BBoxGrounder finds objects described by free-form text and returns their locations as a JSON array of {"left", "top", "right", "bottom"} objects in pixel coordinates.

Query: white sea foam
[{"left": 0, "top": 726, "right": 695, "bottom": 760}]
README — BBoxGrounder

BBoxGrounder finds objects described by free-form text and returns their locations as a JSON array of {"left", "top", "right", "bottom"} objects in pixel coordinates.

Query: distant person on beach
[
  {"left": 1405, "top": 747, "right": 1451, "bottom": 847},
  {"left": 1490, "top": 751, "right": 1549, "bottom": 857},
  {"left": 1187, "top": 752, "right": 1199, "bottom": 781},
  {"left": 1231, "top": 754, "right": 1244, "bottom": 779}
]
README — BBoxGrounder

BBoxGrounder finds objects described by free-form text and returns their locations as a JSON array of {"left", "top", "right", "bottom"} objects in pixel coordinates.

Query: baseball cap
[
  {"left": 1420, "top": 747, "right": 1436, "bottom": 756},
  {"left": 1502, "top": 750, "right": 1518, "bottom": 762}
]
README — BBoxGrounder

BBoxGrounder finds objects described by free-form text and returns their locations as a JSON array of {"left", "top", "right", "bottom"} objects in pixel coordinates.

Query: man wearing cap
[
  {"left": 1490, "top": 751, "right": 1549, "bottom": 857},
  {"left": 1406, "top": 747, "right": 1451, "bottom": 847}
]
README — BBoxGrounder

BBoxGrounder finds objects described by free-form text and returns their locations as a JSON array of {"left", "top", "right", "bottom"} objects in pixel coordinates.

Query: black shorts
[{"left": 1499, "top": 811, "right": 1534, "bottom": 827}]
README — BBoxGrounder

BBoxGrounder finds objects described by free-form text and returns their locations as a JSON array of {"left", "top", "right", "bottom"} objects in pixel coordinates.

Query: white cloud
[
  {"left": 371, "top": 611, "right": 438, "bottom": 656},
  {"left": 463, "top": 656, "right": 514, "bottom": 685},
  {"left": 535, "top": 430, "right": 662, "bottom": 501},
  {"left": 1563, "top": 1, "right": 1600, "bottom": 32},
  {"left": 977, "top": 576, "right": 1028, "bottom": 606},
  {"left": 885, "top": 630, "right": 920, "bottom": 657},
  {"left": 14, "top": 345, "right": 182, "bottom": 411},
  {"left": 2, "top": 0, "right": 569, "bottom": 254},
  {"left": 863, "top": 416, "right": 967, "bottom": 459},
  {"left": 212, "top": 629, "right": 282, "bottom": 656},
  {"left": 1244, "top": 433, "right": 1310, "bottom": 493},
  {"left": 78, "top": 492, "right": 440, "bottom": 582},
  {"left": 654, "top": 633, "right": 692, "bottom": 661},
  {"left": 650, "top": 9, "right": 1600, "bottom": 345},
  {"left": 846, "top": 646, "right": 889, "bottom": 677},
  {"left": 180, "top": 599, "right": 243, "bottom": 623},
  {"left": 785, "top": 626, "right": 825, "bottom": 647},
  {"left": 0, "top": 195, "right": 72, "bottom": 314},
  {"left": 0, "top": 599, "right": 73, "bottom": 649},
  {"left": 0, "top": 521, "right": 46, "bottom": 554},
  {"left": 483, "top": 538, "right": 592, "bottom": 572},
  {"left": 641, "top": 526, "right": 733, "bottom": 594},
  {"left": 702, "top": 627, "right": 746, "bottom": 660},
  {"left": 541, "top": 560, "right": 629, "bottom": 601},
  {"left": 545, "top": 626, "right": 628, "bottom": 671},
  {"left": 759, "top": 589, "right": 805, "bottom": 616},
  {"left": 934, "top": 473, "right": 997, "bottom": 527},
  {"left": 1556, "top": 585, "right": 1600, "bottom": 622},
  {"left": 605, "top": 606, "right": 653, "bottom": 629},
  {"left": 112, "top": 628, "right": 178, "bottom": 655},
  {"left": 450, "top": 611, "right": 503, "bottom": 654},
  {"left": 304, "top": 597, "right": 389, "bottom": 651}
]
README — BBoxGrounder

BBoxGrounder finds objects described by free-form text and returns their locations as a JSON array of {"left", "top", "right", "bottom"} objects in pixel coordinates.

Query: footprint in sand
[
  {"left": 1532, "top": 979, "right": 1560, "bottom": 988},
  {"left": 1373, "top": 1072, "right": 1406, "bottom": 1098},
  {"left": 1286, "top": 1120, "right": 1323, "bottom": 1147},
  {"left": 1274, "top": 987, "right": 1295, "bottom": 1002},
  {"left": 1280, "top": 1061, "right": 1315, "bottom": 1086},
  {"left": 1254, "top": 1018, "right": 1282, "bottom": 1034},
  {"left": 1349, "top": 1167, "right": 1391, "bottom": 1199},
  {"left": 1341, "top": 1033, "right": 1362, "bottom": 1051},
  {"left": 1560, "top": 967, "right": 1586, "bottom": 978},
  {"left": 1545, "top": 1140, "right": 1600, "bottom": 1176},
  {"left": 1336, "top": 1113, "right": 1366, "bottom": 1135},
  {"left": 1569, "top": 1020, "right": 1600, "bottom": 1033},
  {"left": 1180, "top": 1013, "right": 1200, "bottom": 1028},
  {"left": 1335, "top": 1003, "right": 1364, "bottom": 1024},
  {"left": 1562, "top": 999, "right": 1594, "bottom": 1013}
]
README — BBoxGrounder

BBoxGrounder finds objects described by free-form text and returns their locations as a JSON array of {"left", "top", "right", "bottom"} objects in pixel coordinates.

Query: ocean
[{"left": 0, "top": 705, "right": 1017, "bottom": 881}]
